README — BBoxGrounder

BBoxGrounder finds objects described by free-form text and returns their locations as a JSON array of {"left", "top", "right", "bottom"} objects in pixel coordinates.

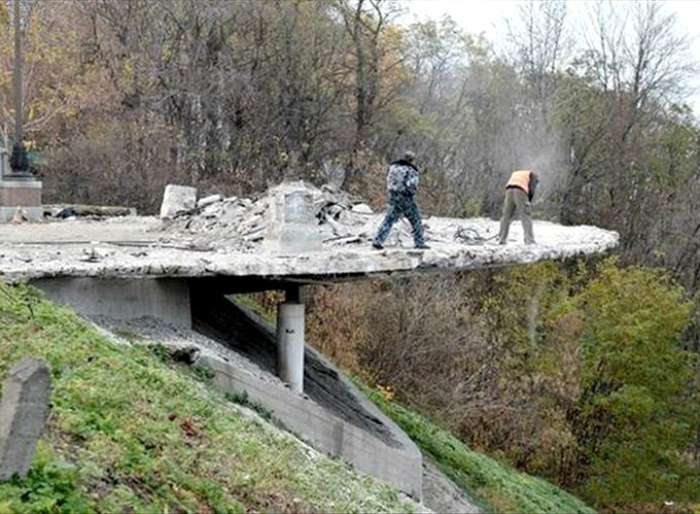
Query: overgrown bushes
[{"left": 307, "top": 258, "right": 700, "bottom": 511}]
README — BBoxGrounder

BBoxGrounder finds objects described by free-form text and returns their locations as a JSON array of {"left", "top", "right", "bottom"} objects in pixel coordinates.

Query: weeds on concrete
[{"left": 225, "top": 391, "right": 273, "bottom": 422}]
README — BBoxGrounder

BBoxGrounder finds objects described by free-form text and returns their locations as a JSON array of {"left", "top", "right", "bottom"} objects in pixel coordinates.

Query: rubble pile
[
  {"left": 157, "top": 181, "right": 497, "bottom": 251},
  {"left": 159, "top": 181, "right": 368, "bottom": 250}
]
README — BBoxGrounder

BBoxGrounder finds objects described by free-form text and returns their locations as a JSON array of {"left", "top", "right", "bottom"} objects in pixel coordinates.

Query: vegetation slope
[{"left": 0, "top": 284, "right": 417, "bottom": 514}]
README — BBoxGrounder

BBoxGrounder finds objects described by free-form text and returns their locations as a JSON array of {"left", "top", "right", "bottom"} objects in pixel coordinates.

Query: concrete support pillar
[{"left": 277, "top": 302, "right": 305, "bottom": 393}]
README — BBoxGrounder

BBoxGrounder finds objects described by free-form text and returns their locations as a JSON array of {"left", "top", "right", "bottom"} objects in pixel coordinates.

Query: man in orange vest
[{"left": 498, "top": 169, "right": 539, "bottom": 245}]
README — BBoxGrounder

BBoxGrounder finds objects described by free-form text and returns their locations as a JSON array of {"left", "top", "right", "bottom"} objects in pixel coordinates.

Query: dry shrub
[
  {"left": 44, "top": 118, "right": 185, "bottom": 213},
  {"left": 306, "top": 283, "right": 370, "bottom": 374},
  {"left": 307, "top": 275, "right": 499, "bottom": 429}
]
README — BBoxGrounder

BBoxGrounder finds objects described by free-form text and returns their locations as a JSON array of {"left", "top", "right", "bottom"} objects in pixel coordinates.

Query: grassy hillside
[
  {"left": 0, "top": 284, "right": 417, "bottom": 514},
  {"left": 368, "top": 390, "right": 596, "bottom": 514}
]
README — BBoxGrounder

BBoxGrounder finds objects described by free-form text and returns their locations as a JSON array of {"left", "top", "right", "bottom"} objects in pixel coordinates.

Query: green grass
[
  {"left": 230, "top": 294, "right": 276, "bottom": 324},
  {"left": 368, "top": 390, "right": 597, "bottom": 514},
  {"left": 0, "top": 284, "right": 418, "bottom": 514}
]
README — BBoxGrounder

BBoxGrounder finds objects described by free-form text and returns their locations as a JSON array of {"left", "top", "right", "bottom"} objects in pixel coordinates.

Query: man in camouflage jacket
[{"left": 372, "top": 151, "right": 429, "bottom": 250}]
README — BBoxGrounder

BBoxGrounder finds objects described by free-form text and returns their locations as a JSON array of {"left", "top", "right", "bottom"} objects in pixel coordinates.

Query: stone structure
[
  {"left": 0, "top": 181, "right": 620, "bottom": 499},
  {"left": 0, "top": 177, "right": 43, "bottom": 223},
  {"left": 34, "top": 278, "right": 192, "bottom": 329},
  {"left": 0, "top": 182, "right": 619, "bottom": 284},
  {"left": 0, "top": 144, "right": 7, "bottom": 178},
  {"left": 264, "top": 184, "right": 323, "bottom": 253},
  {"left": 0, "top": 357, "right": 52, "bottom": 481},
  {"left": 160, "top": 185, "right": 197, "bottom": 219}
]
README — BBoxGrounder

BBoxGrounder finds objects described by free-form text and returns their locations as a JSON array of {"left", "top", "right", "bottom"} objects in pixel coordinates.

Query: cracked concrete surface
[{"left": 0, "top": 182, "right": 619, "bottom": 283}]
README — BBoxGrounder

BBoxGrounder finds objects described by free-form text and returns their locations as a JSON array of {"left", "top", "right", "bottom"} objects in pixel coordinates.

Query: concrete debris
[
  {"left": 0, "top": 180, "right": 620, "bottom": 283},
  {"left": 10, "top": 207, "right": 27, "bottom": 224},
  {"left": 352, "top": 203, "right": 373, "bottom": 214},
  {"left": 46, "top": 204, "right": 136, "bottom": 219},
  {"left": 160, "top": 180, "right": 400, "bottom": 251},
  {"left": 160, "top": 184, "right": 197, "bottom": 219},
  {"left": 197, "top": 194, "right": 223, "bottom": 209}
]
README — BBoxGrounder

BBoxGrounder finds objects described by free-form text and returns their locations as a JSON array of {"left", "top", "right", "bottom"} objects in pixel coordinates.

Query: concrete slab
[
  {"left": 0, "top": 218, "right": 618, "bottom": 284},
  {"left": 0, "top": 181, "right": 619, "bottom": 284}
]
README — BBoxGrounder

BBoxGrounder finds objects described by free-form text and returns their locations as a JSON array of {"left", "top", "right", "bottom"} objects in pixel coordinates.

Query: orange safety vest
[{"left": 506, "top": 170, "right": 533, "bottom": 194}]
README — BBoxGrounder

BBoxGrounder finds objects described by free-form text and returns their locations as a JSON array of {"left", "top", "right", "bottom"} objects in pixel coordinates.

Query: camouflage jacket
[{"left": 386, "top": 160, "right": 420, "bottom": 195}]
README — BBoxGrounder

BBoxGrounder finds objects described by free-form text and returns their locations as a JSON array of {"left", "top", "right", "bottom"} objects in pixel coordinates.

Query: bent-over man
[
  {"left": 499, "top": 169, "right": 539, "bottom": 245},
  {"left": 372, "top": 151, "right": 429, "bottom": 250}
]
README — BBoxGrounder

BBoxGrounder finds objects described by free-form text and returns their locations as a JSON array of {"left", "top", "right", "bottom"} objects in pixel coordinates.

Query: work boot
[
  {"left": 415, "top": 243, "right": 430, "bottom": 250},
  {"left": 372, "top": 241, "right": 384, "bottom": 250}
]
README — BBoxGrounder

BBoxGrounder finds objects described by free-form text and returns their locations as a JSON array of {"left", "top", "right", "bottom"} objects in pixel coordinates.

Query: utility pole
[
  {"left": 1, "top": 0, "right": 42, "bottom": 223},
  {"left": 9, "top": 0, "right": 28, "bottom": 175}
]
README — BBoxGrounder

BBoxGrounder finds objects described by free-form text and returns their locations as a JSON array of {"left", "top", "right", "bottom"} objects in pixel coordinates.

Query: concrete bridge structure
[{"left": 0, "top": 182, "right": 619, "bottom": 501}]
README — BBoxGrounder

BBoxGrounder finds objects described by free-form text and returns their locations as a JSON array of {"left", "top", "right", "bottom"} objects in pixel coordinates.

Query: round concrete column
[{"left": 277, "top": 302, "right": 305, "bottom": 393}]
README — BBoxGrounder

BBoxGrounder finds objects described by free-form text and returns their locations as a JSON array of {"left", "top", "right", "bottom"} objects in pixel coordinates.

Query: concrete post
[
  {"left": 277, "top": 302, "right": 305, "bottom": 394},
  {"left": 0, "top": 357, "right": 52, "bottom": 481}
]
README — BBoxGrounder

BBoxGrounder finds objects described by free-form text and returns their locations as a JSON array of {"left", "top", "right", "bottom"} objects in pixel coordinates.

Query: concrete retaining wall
[
  {"left": 197, "top": 351, "right": 423, "bottom": 500},
  {"left": 31, "top": 275, "right": 423, "bottom": 499},
  {"left": 32, "top": 277, "right": 191, "bottom": 328}
]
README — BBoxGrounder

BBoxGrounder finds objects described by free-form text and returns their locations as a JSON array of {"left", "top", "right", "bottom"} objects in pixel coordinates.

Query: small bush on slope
[{"left": 0, "top": 284, "right": 417, "bottom": 514}]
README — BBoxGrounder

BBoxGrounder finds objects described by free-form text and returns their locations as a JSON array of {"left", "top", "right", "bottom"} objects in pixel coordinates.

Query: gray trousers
[
  {"left": 499, "top": 187, "right": 535, "bottom": 244},
  {"left": 374, "top": 192, "right": 425, "bottom": 247}
]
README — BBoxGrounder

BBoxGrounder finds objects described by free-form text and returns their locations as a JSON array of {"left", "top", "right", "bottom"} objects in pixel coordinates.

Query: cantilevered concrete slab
[
  {"left": 0, "top": 208, "right": 617, "bottom": 286},
  {"left": 0, "top": 181, "right": 618, "bottom": 284}
]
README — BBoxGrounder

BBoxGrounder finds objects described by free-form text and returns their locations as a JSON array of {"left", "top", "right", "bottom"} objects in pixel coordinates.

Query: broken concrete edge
[{"left": 0, "top": 232, "right": 620, "bottom": 286}]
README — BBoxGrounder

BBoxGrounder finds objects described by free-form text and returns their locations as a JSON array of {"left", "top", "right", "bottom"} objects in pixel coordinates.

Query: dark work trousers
[
  {"left": 499, "top": 187, "right": 535, "bottom": 244},
  {"left": 373, "top": 192, "right": 425, "bottom": 247}
]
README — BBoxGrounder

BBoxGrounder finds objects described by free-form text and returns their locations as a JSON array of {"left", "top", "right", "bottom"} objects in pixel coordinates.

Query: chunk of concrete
[
  {"left": 351, "top": 203, "right": 373, "bottom": 214},
  {"left": 197, "top": 194, "right": 223, "bottom": 209},
  {"left": 160, "top": 185, "right": 197, "bottom": 219},
  {"left": 0, "top": 357, "right": 52, "bottom": 481},
  {"left": 265, "top": 185, "right": 324, "bottom": 253}
]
